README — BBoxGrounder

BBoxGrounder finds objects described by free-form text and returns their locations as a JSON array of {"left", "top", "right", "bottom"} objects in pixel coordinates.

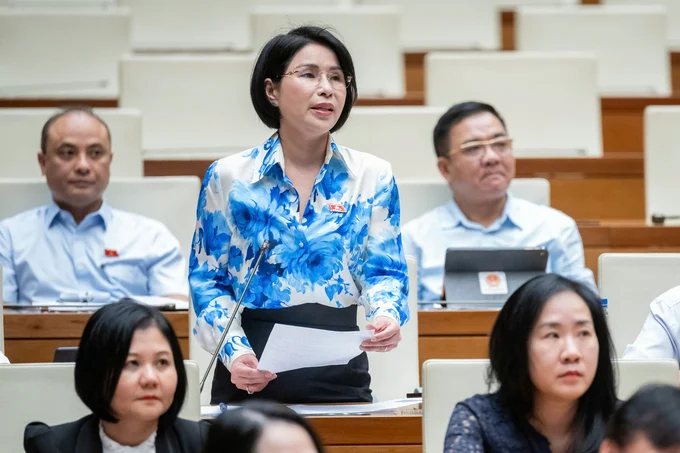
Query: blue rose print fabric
[{"left": 189, "top": 133, "right": 409, "bottom": 369}]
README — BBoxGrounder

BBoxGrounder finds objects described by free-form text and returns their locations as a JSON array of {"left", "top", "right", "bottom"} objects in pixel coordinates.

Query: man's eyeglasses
[
  {"left": 279, "top": 68, "right": 353, "bottom": 91},
  {"left": 450, "top": 136, "right": 513, "bottom": 159}
]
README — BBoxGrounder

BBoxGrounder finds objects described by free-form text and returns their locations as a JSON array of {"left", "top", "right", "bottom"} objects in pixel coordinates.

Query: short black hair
[
  {"left": 40, "top": 105, "right": 112, "bottom": 153},
  {"left": 205, "top": 400, "right": 325, "bottom": 453},
  {"left": 74, "top": 301, "right": 187, "bottom": 426},
  {"left": 488, "top": 274, "right": 617, "bottom": 453},
  {"left": 606, "top": 384, "right": 680, "bottom": 448},
  {"left": 433, "top": 101, "right": 506, "bottom": 157},
  {"left": 250, "top": 25, "right": 357, "bottom": 132}
]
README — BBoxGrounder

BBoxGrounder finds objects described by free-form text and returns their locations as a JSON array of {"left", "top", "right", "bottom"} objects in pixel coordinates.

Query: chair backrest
[
  {"left": 497, "top": 0, "right": 577, "bottom": 5},
  {"left": 422, "top": 359, "right": 490, "bottom": 453},
  {"left": 425, "top": 52, "right": 602, "bottom": 157},
  {"left": 0, "top": 0, "right": 115, "bottom": 6},
  {"left": 599, "top": 253, "right": 680, "bottom": 356},
  {"left": 0, "top": 361, "right": 200, "bottom": 453},
  {"left": 516, "top": 5, "right": 670, "bottom": 96},
  {"left": 604, "top": 0, "right": 680, "bottom": 50},
  {"left": 421, "top": 358, "right": 679, "bottom": 453},
  {"left": 250, "top": 5, "right": 404, "bottom": 97},
  {"left": 0, "top": 7, "right": 130, "bottom": 99},
  {"left": 0, "top": 108, "right": 143, "bottom": 177},
  {"left": 617, "top": 359, "right": 680, "bottom": 399},
  {"left": 333, "top": 106, "right": 444, "bottom": 180},
  {"left": 360, "top": 0, "right": 499, "bottom": 50},
  {"left": 644, "top": 106, "right": 680, "bottom": 224},
  {"left": 498, "top": 0, "right": 581, "bottom": 3},
  {"left": 398, "top": 178, "right": 550, "bottom": 224},
  {"left": 0, "top": 177, "right": 200, "bottom": 261},
  {"left": 356, "top": 256, "right": 419, "bottom": 402},
  {"left": 118, "top": 0, "right": 250, "bottom": 51},
  {"left": 120, "top": 55, "right": 270, "bottom": 156}
]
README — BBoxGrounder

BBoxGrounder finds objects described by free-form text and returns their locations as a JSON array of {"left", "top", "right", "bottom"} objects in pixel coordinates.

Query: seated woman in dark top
[
  {"left": 600, "top": 384, "right": 680, "bottom": 453},
  {"left": 444, "top": 274, "right": 617, "bottom": 453},
  {"left": 205, "top": 400, "right": 324, "bottom": 453},
  {"left": 24, "top": 301, "right": 207, "bottom": 453}
]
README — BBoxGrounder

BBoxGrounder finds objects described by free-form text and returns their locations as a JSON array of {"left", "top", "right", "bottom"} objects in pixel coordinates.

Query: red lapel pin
[
  {"left": 104, "top": 249, "right": 119, "bottom": 257},
  {"left": 328, "top": 203, "right": 346, "bottom": 213}
]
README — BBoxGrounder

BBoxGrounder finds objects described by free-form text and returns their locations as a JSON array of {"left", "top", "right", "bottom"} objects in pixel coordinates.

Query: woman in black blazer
[{"left": 24, "top": 301, "right": 208, "bottom": 453}]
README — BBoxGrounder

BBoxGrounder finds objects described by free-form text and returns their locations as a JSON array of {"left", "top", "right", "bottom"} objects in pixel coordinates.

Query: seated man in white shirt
[
  {"left": 0, "top": 106, "right": 188, "bottom": 304},
  {"left": 402, "top": 101, "right": 596, "bottom": 301},
  {"left": 624, "top": 285, "right": 680, "bottom": 364}
]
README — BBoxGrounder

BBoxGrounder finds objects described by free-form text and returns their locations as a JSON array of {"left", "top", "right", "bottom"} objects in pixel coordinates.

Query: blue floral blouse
[{"left": 189, "top": 133, "right": 409, "bottom": 369}]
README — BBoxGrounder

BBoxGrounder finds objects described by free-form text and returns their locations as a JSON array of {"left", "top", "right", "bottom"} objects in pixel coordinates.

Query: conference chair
[
  {"left": 421, "top": 358, "right": 679, "bottom": 453},
  {"left": 425, "top": 52, "right": 602, "bottom": 157},
  {"left": 0, "top": 7, "right": 131, "bottom": 99},
  {"left": 0, "top": 177, "right": 200, "bottom": 262},
  {"left": 355, "top": 256, "right": 418, "bottom": 402},
  {"left": 644, "top": 106, "right": 680, "bottom": 225},
  {"left": 0, "top": 0, "right": 115, "bottom": 6},
  {"left": 398, "top": 178, "right": 550, "bottom": 224},
  {"left": 516, "top": 5, "right": 670, "bottom": 96},
  {"left": 118, "top": 0, "right": 250, "bottom": 51},
  {"left": 497, "top": 0, "right": 577, "bottom": 5},
  {"left": 120, "top": 55, "right": 270, "bottom": 158},
  {"left": 0, "top": 361, "right": 200, "bottom": 453},
  {"left": 250, "top": 5, "right": 404, "bottom": 97},
  {"left": 0, "top": 108, "right": 143, "bottom": 178},
  {"left": 254, "top": 0, "right": 348, "bottom": 4},
  {"left": 360, "top": 0, "right": 499, "bottom": 51},
  {"left": 333, "top": 106, "right": 444, "bottom": 180},
  {"left": 599, "top": 253, "right": 680, "bottom": 357},
  {"left": 604, "top": 0, "right": 680, "bottom": 50}
]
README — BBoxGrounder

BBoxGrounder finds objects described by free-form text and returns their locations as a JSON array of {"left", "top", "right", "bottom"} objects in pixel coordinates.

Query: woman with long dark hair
[{"left": 444, "top": 274, "right": 617, "bottom": 453}]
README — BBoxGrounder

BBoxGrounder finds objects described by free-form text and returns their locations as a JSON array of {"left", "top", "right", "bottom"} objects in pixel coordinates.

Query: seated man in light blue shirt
[
  {"left": 402, "top": 101, "right": 596, "bottom": 301},
  {"left": 0, "top": 106, "right": 188, "bottom": 304},
  {"left": 624, "top": 285, "right": 680, "bottom": 363}
]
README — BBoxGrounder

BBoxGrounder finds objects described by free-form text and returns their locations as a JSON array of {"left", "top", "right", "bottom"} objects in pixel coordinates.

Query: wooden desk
[
  {"left": 308, "top": 414, "right": 422, "bottom": 453},
  {"left": 581, "top": 221, "right": 680, "bottom": 281},
  {"left": 3, "top": 310, "right": 189, "bottom": 364},
  {"left": 418, "top": 310, "right": 498, "bottom": 369},
  {"left": 144, "top": 155, "right": 645, "bottom": 221}
]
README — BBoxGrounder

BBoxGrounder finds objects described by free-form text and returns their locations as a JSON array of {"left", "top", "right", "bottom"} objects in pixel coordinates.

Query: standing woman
[
  {"left": 190, "top": 25, "right": 409, "bottom": 404},
  {"left": 444, "top": 274, "right": 617, "bottom": 453},
  {"left": 24, "top": 301, "right": 207, "bottom": 453}
]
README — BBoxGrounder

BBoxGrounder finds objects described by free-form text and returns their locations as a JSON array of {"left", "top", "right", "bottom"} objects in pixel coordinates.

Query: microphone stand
[
  {"left": 199, "top": 240, "right": 270, "bottom": 393},
  {"left": 651, "top": 213, "right": 680, "bottom": 225}
]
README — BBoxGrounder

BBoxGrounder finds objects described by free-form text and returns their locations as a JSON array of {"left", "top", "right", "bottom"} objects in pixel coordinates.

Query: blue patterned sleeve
[
  {"left": 189, "top": 161, "right": 254, "bottom": 370},
  {"left": 444, "top": 404, "right": 485, "bottom": 453},
  {"left": 357, "top": 163, "right": 410, "bottom": 326}
]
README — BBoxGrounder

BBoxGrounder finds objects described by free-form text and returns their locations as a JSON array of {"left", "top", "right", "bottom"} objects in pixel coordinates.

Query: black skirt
[{"left": 211, "top": 303, "right": 372, "bottom": 404}]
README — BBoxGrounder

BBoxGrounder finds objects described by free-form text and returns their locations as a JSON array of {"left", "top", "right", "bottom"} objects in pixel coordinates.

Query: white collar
[{"left": 99, "top": 423, "right": 157, "bottom": 453}]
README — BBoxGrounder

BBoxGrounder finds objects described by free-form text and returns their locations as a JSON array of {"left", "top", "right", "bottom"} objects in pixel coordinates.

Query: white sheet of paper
[
  {"left": 202, "top": 398, "right": 422, "bottom": 418},
  {"left": 257, "top": 324, "right": 373, "bottom": 374},
  {"left": 132, "top": 296, "right": 189, "bottom": 310},
  {"left": 287, "top": 398, "right": 422, "bottom": 416}
]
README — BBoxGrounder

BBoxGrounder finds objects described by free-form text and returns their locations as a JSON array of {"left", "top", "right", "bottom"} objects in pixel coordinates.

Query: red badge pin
[
  {"left": 104, "top": 249, "right": 119, "bottom": 258},
  {"left": 328, "top": 203, "right": 346, "bottom": 213}
]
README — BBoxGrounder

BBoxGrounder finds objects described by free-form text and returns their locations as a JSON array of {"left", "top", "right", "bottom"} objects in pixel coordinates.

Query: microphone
[
  {"left": 650, "top": 213, "right": 680, "bottom": 225},
  {"left": 199, "top": 240, "right": 270, "bottom": 393}
]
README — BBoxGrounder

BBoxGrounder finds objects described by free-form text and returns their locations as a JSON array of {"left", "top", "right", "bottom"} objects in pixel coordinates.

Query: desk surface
[{"left": 308, "top": 414, "right": 422, "bottom": 451}]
